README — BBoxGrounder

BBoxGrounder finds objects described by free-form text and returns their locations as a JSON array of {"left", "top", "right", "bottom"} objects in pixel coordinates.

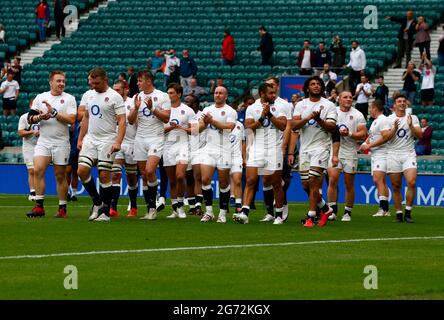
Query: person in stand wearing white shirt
[
  {"left": 163, "top": 83, "right": 195, "bottom": 219},
  {"left": 360, "top": 100, "right": 391, "bottom": 217},
  {"left": 18, "top": 101, "right": 40, "bottom": 201},
  {"left": 233, "top": 83, "right": 287, "bottom": 225},
  {"left": 128, "top": 70, "right": 171, "bottom": 221},
  {"left": 291, "top": 76, "right": 337, "bottom": 228},
  {"left": 0, "top": 70, "right": 20, "bottom": 115},
  {"left": 384, "top": 95, "right": 422, "bottom": 223},
  {"left": 346, "top": 40, "right": 366, "bottom": 97},
  {"left": 77, "top": 68, "right": 126, "bottom": 222},
  {"left": 419, "top": 53, "right": 436, "bottom": 107},
  {"left": 26, "top": 70, "right": 77, "bottom": 218},
  {"left": 354, "top": 74, "right": 373, "bottom": 120},
  {"left": 198, "top": 86, "right": 237, "bottom": 223},
  {"left": 163, "top": 48, "right": 180, "bottom": 87},
  {"left": 327, "top": 91, "right": 367, "bottom": 222},
  {"left": 109, "top": 80, "right": 139, "bottom": 218},
  {"left": 297, "top": 40, "right": 315, "bottom": 76}
]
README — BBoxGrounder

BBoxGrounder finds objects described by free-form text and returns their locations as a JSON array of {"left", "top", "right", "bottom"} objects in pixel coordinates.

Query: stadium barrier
[{"left": 1, "top": 164, "right": 443, "bottom": 207}]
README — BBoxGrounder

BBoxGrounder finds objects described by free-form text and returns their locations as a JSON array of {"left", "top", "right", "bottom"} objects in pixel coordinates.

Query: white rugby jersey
[
  {"left": 134, "top": 89, "right": 170, "bottom": 138},
  {"left": 230, "top": 121, "right": 245, "bottom": 159},
  {"left": 18, "top": 112, "right": 39, "bottom": 150},
  {"left": 246, "top": 99, "right": 290, "bottom": 149},
  {"left": 189, "top": 110, "right": 206, "bottom": 153},
  {"left": 165, "top": 103, "right": 195, "bottom": 145},
  {"left": 386, "top": 113, "right": 420, "bottom": 154},
  {"left": 122, "top": 96, "right": 137, "bottom": 144},
  {"left": 201, "top": 104, "right": 237, "bottom": 153},
  {"left": 31, "top": 91, "right": 77, "bottom": 146},
  {"left": 336, "top": 107, "right": 366, "bottom": 159},
  {"left": 80, "top": 88, "right": 125, "bottom": 142},
  {"left": 368, "top": 114, "right": 390, "bottom": 157},
  {"left": 293, "top": 97, "right": 337, "bottom": 153}
]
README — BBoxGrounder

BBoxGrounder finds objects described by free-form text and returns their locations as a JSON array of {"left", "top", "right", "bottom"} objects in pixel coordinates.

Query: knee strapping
[
  {"left": 125, "top": 164, "right": 137, "bottom": 175},
  {"left": 78, "top": 156, "right": 94, "bottom": 168},
  {"left": 98, "top": 161, "right": 113, "bottom": 172},
  {"left": 112, "top": 163, "right": 123, "bottom": 173}
]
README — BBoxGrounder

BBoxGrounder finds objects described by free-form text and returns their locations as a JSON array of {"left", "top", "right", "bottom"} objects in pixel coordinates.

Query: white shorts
[
  {"left": 34, "top": 144, "right": 70, "bottom": 166},
  {"left": 79, "top": 136, "right": 116, "bottom": 162},
  {"left": 328, "top": 157, "right": 357, "bottom": 174},
  {"left": 230, "top": 157, "right": 243, "bottom": 174},
  {"left": 23, "top": 146, "right": 35, "bottom": 169},
  {"left": 133, "top": 136, "right": 163, "bottom": 161},
  {"left": 115, "top": 143, "right": 136, "bottom": 165},
  {"left": 163, "top": 143, "right": 189, "bottom": 167},
  {"left": 199, "top": 146, "right": 232, "bottom": 170},
  {"left": 299, "top": 149, "right": 330, "bottom": 172},
  {"left": 387, "top": 152, "right": 417, "bottom": 173},
  {"left": 371, "top": 155, "right": 387, "bottom": 175},
  {"left": 247, "top": 147, "right": 283, "bottom": 172}
]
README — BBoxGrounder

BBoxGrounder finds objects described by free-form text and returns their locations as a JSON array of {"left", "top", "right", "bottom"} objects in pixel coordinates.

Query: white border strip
[{"left": 1, "top": 236, "right": 443, "bottom": 261}]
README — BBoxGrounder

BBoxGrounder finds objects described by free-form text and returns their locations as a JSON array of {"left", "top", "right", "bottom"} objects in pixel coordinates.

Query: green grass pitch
[{"left": 0, "top": 194, "right": 443, "bottom": 300}]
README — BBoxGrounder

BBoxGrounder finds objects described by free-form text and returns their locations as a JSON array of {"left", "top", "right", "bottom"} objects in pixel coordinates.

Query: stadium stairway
[
  {"left": 383, "top": 22, "right": 443, "bottom": 93},
  {"left": 19, "top": 0, "right": 114, "bottom": 66}
]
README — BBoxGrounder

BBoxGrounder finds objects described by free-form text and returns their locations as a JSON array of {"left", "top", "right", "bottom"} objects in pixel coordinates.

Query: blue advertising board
[{"left": 1, "top": 164, "right": 443, "bottom": 206}]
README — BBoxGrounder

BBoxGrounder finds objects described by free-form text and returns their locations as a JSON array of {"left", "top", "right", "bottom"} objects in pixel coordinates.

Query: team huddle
[{"left": 20, "top": 68, "right": 422, "bottom": 226}]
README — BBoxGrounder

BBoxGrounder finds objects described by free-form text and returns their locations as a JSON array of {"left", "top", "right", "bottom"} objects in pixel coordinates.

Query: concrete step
[{"left": 19, "top": 0, "right": 111, "bottom": 66}]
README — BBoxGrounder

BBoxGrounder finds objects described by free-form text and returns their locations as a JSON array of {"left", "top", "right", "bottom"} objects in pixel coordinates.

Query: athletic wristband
[
  {"left": 258, "top": 117, "right": 265, "bottom": 124},
  {"left": 267, "top": 111, "right": 274, "bottom": 118},
  {"left": 51, "top": 108, "right": 58, "bottom": 118}
]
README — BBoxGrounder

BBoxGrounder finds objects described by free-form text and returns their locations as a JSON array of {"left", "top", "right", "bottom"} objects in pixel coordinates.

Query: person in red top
[
  {"left": 35, "top": 0, "right": 50, "bottom": 42},
  {"left": 221, "top": 29, "right": 235, "bottom": 66}
]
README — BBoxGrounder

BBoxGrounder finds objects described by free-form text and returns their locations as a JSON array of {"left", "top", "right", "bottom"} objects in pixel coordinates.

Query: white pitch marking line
[{"left": 0, "top": 236, "right": 443, "bottom": 261}]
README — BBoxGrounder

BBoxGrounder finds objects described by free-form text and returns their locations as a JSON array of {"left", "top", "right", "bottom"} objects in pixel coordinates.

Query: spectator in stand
[
  {"left": 415, "top": 118, "right": 433, "bottom": 155},
  {"left": 127, "top": 66, "right": 138, "bottom": 97},
  {"left": 0, "top": 24, "right": 5, "bottom": 43},
  {"left": 183, "top": 78, "right": 208, "bottom": 99},
  {"left": 117, "top": 72, "right": 128, "bottom": 88},
  {"left": 401, "top": 62, "right": 420, "bottom": 104},
  {"left": 0, "top": 70, "right": 20, "bottom": 115},
  {"left": 385, "top": 10, "right": 417, "bottom": 68},
  {"left": 291, "top": 93, "right": 302, "bottom": 107},
  {"left": 419, "top": 53, "right": 436, "bottom": 107},
  {"left": 9, "top": 56, "right": 22, "bottom": 85},
  {"left": 147, "top": 50, "right": 165, "bottom": 75},
  {"left": 54, "top": 0, "right": 68, "bottom": 40},
  {"left": 209, "top": 77, "right": 225, "bottom": 94},
  {"left": 297, "top": 40, "right": 315, "bottom": 75},
  {"left": 237, "top": 94, "right": 255, "bottom": 124},
  {"left": 328, "top": 88, "right": 339, "bottom": 105},
  {"left": 347, "top": 40, "right": 366, "bottom": 96},
  {"left": 373, "top": 75, "right": 389, "bottom": 107},
  {"left": 314, "top": 42, "right": 332, "bottom": 71},
  {"left": 438, "top": 25, "right": 444, "bottom": 66},
  {"left": 257, "top": 26, "right": 274, "bottom": 66},
  {"left": 35, "top": 0, "right": 50, "bottom": 42},
  {"left": 164, "top": 48, "right": 180, "bottom": 87},
  {"left": 330, "top": 35, "right": 346, "bottom": 74},
  {"left": 414, "top": 16, "right": 431, "bottom": 60},
  {"left": 354, "top": 73, "right": 373, "bottom": 120},
  {"left": 319, "top": 63, "right": 337, "bottom": 96},
  {"left": 179, "top": 49, "right": 197, "bottom": 90},
  {"left": 221, "top": 29, "right": 235, "bottom": 66}
]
